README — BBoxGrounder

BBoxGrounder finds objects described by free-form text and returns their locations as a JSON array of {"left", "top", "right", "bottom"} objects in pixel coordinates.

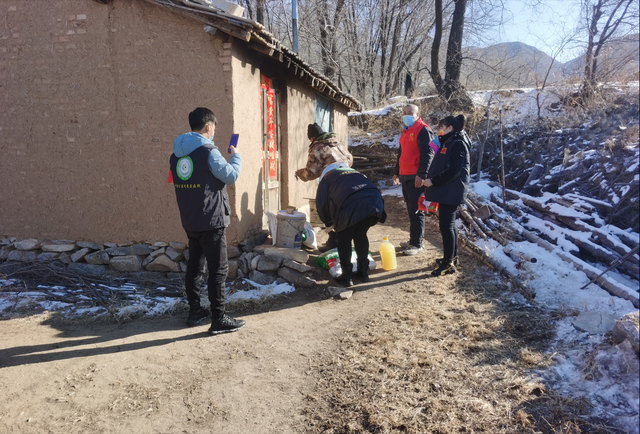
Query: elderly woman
[{"left": 422, "top": 114, "right": 471, "bottom": 276}]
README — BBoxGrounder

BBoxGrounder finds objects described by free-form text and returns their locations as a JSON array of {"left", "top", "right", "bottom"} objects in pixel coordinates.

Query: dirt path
[
  {"left": 0, "top": 196, "right": 422, "bottom": 434},
  {"left": 1, "top": 197, "right": 566, "bottom": 434}
]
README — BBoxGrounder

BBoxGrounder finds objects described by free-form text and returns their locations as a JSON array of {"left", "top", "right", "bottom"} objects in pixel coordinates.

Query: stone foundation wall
[{"left": 0, "top": 232, "right": 318, "bottom": 288}]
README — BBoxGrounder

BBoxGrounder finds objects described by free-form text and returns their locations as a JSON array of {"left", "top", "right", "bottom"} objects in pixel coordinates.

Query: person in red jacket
[{"left": 392, "top": 104, "right": 436, "bottom": 255}]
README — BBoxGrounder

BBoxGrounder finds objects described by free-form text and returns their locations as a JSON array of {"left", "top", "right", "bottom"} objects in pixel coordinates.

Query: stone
[
  {"left": 264, "top": 247, "right": 309, "bottom": 263},
  {"left": 0, "top": 249, "right": 11, "bottom": 261},
  {"left": 70, "top": 248, "right": 89, "bottom": 263},
  {"left": 149, "top": 248, "right": 165, "bottom": 259},
  {"left": 252, "top": 245, "right": 269, "bottom": 254},
  {"left": 242, "top": 245, "right": 254, "bottom": 253},
  {"left": 227, "top": 245, "right": 242, "bottom": 259},
  {"left": 105, "top": 246, "right": 133, "bottom": 256},
  {"left": 572, "top": 311, "right": 617, "bottom": 334},
  {"left": 277, "top": 267, "right": 316, "bottom": 287},
  {"left": 238, "top": 254, "right": 249, "bottom": 275},
  {"left": 153, "top": 241, "right": 169, "bottom": 247},
  {"left": 110, "top": 255, "right": 143, "bottom": 272},
  {"left": 132, "top": 244, "right": 154, "bottom": 256},
  {"left": 37, "top": 252, "right": 60, "bottom": 263},
  {"left": 165, "top": 247, "right": 184, "bottom": 262},
  {"left": 327, "top": 286, "right": 343, "bottom": 296},
  {"left": 250, "top": 254, "right": 261, "bottom": 271},
  {"left": 8, "top": 250, "right": 38, "bottom": 262},
  {"left": 104, "top": 242, "right": 117, "bottom": 248},
  {"left": 283, "top": 258, "right": 313, "bottom": 273},
  {"left": 58, "top": 253, "right": 72, "bottom": 264},
  {"left": 611, "top": 311, "right": 639, "bottom": 353},
  {"left": 85, "top": 250, "right": 110, "bottom": 265},
  {"left": 228, "top": 259, "right": 239, "bottom": 279},
  {"left": 53, "top": 239, "right": 75, "bottom": 245},
  {"left": 15, "top": 239, "right": 39, "bottom": 251},
  {"left": 41, "top": 243, "right": 76, "bottom": 252},
  {"left": 183, "top": 249, "right": 190, "bottom": 260},
  {"left": 169, "top": 241, "right": 187, "bottom": 251},
  {"left": 237, "top": 269, "right": 245, "bottom": 279},
  {"left": 0, "top": 238, "right": 11, "bottom": 246},
  {"left": 117, "top": 242, "right": 133, "bottom": 247},
  {"left": 180, "top": 261, "right": 188, "bottom": 272},
  {"left": 142, "top": 255, "right": 154, "bottom": 268},
  {"left": 248, "top": 270, "right": 276, "bottom": 285},
  {"left": 76, "top": 241, "right": 102, "bottom": 250},
  {"left": 338, "top": 290, "right": 353, "bottom": 300},
  {"left": 257, "top": 254, "right": 283, "bottom": 271},
  {"left": 276, "top": 277, "right": 287, "bottom": 285},
  {"left": 68, "top": 263, "right": 107, "bottom": 276},
  {"left": 145, "top": 254, "right": 180, "bottom": 272}
]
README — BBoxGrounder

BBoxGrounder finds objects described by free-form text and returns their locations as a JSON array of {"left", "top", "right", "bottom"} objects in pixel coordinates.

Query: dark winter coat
[
  {"left": 316, "top": 167, "right": 386, "bottom": 233},
  {"left": 424, "top": 130, "right": 471, "bottom": 206},
  {"left": 170, "top": 132, "right": 241, "bottom": 231}
]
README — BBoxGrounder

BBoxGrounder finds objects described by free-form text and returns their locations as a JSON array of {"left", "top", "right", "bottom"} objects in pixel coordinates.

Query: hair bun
[{"left": 456, "top": 114, "right": 466, "bottom": 130}]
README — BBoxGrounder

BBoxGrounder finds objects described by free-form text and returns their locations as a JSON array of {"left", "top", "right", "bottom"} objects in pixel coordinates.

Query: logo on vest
[{"left": 177, "top": 156, "right": 193, "bottom": 180}]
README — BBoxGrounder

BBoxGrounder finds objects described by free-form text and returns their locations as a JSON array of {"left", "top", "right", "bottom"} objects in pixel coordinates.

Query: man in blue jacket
[{"left": 170, "top": 107, "right": 245, "bottom": 335}]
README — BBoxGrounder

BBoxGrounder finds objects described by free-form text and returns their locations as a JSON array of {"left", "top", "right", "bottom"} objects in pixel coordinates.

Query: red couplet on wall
[{"left": 260, "top": 75, "right": 277, "bottom": 179}]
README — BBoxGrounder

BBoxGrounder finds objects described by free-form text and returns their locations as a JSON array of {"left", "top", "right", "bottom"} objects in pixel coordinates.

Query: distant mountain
[
  {"left": 460, "top": 36, "right": 639, "bottom": 91},
  {"left": 462, "top": 42, "right": 564, "bottom": 90},
  {"left": 562, "top": 34, "right": 640, "bottom": 80}
]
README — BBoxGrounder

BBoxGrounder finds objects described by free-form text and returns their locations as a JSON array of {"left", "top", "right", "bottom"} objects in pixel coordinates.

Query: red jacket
[{"left": 398, "top": 118, "right": 430, "bottom": 175}]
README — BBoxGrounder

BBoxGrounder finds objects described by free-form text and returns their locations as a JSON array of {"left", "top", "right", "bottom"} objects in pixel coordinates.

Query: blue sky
[{"left": 487, "top": 0, "right": 585, "bottom": 63}]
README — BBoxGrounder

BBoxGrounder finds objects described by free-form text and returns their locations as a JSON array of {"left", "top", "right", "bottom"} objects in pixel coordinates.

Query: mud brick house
[{"left": 0, "top": 0, "right": 360, "bottom": 246}]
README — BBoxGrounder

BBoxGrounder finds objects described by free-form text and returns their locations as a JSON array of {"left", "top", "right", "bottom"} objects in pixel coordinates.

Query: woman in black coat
[
  {"left": 422, "top": 114, "right": 471, "bottom": 276},
  {"left": 316, "top": 164, "right": 386, "bottom": 287}
]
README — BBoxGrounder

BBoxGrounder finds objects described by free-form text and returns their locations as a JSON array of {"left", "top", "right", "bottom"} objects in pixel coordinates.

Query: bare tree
[
  {"left": 581, "top": 0, "right": 639, "bottom": 95},
  {"left": 430, "top": 0, "right": 473, "bottom": 109}
]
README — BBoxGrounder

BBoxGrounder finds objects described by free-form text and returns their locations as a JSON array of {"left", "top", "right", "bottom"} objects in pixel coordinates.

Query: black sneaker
[
  {"left": 186, "top": 307, "right": 210, "bottom": 327},
  {"left": 431, "top": 262, "right": 456, "bottom": 277},
  {"left": 436, "top": 256, "right": 459, "bottom": 267},
  {"left": 208, "top": 315, "right": 246, "bottom": 335}
]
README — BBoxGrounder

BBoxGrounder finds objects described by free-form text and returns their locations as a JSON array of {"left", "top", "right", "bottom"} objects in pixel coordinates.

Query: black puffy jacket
[
  {"left": 424, "top": 131, "right": 471, "bottom": 206},
  {"left": 316, "top": 168, "right": 386, "bottom": 232}
]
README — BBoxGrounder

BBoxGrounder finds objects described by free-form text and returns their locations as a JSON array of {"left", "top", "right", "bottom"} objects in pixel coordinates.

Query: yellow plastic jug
[{"left": 379, "top": 236, "right": 397, "bottom": 271}]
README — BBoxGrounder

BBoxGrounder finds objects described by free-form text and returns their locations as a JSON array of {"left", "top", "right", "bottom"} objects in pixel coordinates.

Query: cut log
[
  {"left": 458, "top": 235, "right": 535, "bottom": 299},
  {"left": 557, "top": 251, "right": 639, "bottom": 308},
  {"left": 503, "top": 246, "right": 537, "bottom": 263},
  {"left": 522, "top": 163, "right": 545, "bottom": 192},
  {"left": 460, "top": 209, "right": 487, "bottom": 240},
  {"left": 490, "top": 192, "right": 523, "bottom": 217}
]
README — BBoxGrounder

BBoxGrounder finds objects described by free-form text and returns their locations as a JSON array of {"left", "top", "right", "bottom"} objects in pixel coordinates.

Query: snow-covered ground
[
  {"left": 0, "top": 279, "right": 296, "bottom": 319},
  {"left": 381, "top": 180, "right": 639, "bottom": 432}
]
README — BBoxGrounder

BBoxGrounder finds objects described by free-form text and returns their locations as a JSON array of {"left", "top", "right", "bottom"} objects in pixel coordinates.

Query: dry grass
[{"left": 302, "top": 262, "right": 617, "bottom": 433}]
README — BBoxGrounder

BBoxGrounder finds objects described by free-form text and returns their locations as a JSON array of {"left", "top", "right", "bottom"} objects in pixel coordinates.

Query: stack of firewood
[{"left": 452, "top": 184, "right": 639, "bottom": 308}]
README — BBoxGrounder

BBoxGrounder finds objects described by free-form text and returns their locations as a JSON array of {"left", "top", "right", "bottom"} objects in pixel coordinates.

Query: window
[{"left": 314, "top": 92, "right": 333, "bottom": 133}]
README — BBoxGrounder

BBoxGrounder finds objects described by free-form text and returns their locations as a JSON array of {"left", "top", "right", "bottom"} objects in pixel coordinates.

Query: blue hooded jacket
[{"left": 170, "top": 132, "right": 242, "bottom": 231}]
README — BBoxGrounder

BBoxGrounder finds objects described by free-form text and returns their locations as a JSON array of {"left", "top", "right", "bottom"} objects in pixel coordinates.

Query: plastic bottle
[{"left": 379, "top": 236, "right": 397, "bottom": 271}]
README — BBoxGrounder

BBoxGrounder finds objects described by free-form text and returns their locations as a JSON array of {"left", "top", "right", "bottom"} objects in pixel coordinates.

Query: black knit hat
[{"left": 307, "top": 123, "right": 325, "bottom": 139}]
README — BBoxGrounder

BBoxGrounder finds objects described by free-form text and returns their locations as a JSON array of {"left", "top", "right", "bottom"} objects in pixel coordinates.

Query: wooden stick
[{"left": 580, "top": 245, "right": 640, "bottom": 290}]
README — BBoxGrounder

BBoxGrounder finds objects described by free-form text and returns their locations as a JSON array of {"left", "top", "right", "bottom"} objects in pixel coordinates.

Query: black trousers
[
  {"left": 185, "top": 228, "right": 228, "bottom": 319},
  {"left": 438, "top": 204, "right": 458, "bottom": 262},
  {"left": 401, "top": 180, "right": 425, "bottom": 247},
  {"left": 336, "top": 215, "right": 378, "bottom": 274}
]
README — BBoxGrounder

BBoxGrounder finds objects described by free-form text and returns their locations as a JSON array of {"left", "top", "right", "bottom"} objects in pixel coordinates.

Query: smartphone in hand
[{"left": 228, "top": 134, "right": 239, "bottom": 153}]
